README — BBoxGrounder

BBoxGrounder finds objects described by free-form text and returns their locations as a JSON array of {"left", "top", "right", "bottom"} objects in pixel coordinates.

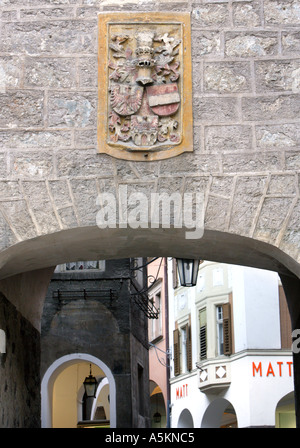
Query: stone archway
[
  {"left": 41, "top": 353, "right": 116, "bottom": 428},
  {"left": 0, "top": 0, "right": 300, "bottom": 428}
]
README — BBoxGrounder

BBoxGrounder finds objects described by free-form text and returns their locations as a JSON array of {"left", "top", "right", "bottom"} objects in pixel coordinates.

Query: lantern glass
[
  {"left": 83, "top": 365, "right": 98, "bottom": 398},
  {"left": 177, "top": 258, "right": 200, "bottom": 287}
]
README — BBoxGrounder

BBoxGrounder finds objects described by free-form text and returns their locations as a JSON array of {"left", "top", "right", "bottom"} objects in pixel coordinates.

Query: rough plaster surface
[{"left": 0, "top": 0, "right": 299, "bottom": 279}]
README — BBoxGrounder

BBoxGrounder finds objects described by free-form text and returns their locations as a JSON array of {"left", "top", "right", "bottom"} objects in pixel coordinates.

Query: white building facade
[{"left": 168, "top": 260, "right": 295, "bottom": 428}]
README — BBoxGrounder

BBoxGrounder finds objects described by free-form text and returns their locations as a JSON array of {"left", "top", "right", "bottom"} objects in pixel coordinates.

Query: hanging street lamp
[
  {"left": 176, "top": 258, "right": 201, "bottom": 287},
  {"left": 83, "top": 364, "right": 98, "bottom": 398}
]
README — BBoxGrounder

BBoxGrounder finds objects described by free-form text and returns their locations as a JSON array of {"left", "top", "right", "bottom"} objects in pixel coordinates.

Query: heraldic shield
[{"left": 98, "top": 12, "right": 193, "bottom": 161}]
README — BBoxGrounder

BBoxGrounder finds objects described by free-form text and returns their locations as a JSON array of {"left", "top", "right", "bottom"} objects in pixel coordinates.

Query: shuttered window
[
  {"left": 222, "top": 302, "right": 232, "bottom": 356},
  {"left": 186, "top": 318, "right": 192, "bottom": 371},
  {"left": 173, "top": 319, "right": 192, "bottom": 376},
  {"left": 199, "top": 308, "right": 207, "bottom": 360},
  {"left": 173, "top": 328, "right": 180, "bottom": 376}
]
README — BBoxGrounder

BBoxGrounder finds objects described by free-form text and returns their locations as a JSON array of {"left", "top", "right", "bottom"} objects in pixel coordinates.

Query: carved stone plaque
[{"left": 98, "top": 12, "right": 193, "bottom": 161}]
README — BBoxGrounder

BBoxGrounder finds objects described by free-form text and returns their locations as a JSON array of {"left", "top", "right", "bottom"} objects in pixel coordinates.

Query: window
[
  {"left": 216, "top": 305, "right": 224, "bottom": 356},
  {"left": 149, "top": 291, "right": 162, "bottom": 342},
  {"left": 55, "top": 260, "right": 105, "bottom": 272},
  {"left": 216, "top": 303, "right": 232, "bottom": 356},
  {"left": 173, "top": 318, "right": 192, "bottom": 376},
  {"left": 199, "top": 308, "right": 207, "bottom": 361}
]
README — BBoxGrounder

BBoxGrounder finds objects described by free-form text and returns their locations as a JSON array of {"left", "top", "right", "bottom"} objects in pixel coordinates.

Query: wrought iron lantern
[
  {"left": 83, "top": 364, "right": 98, "bottom": 398},
  {"left": 176, "top": 258, "right": 201, "bottom": 287}
]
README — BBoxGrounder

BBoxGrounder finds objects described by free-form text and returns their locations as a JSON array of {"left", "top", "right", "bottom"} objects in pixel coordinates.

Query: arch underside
[{"left": 0, "top": 226, "right": 299, "bottom": 281}]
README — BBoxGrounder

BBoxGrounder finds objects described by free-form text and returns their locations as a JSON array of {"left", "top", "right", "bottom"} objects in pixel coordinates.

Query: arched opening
[
  {"left": 1, "top": 227, "right": 300, "bottom": 427},
  {"left": 178, "top": 408, "right": 194, "bottom": 428},
  {"left": 41, "top": 353, "right": 116, "bottom": 428},
  {"left": 275, "top": 391, "right": 296, "bottom": 428},
  {"left": 201, "top": 398, "right": 238, "bottom": 428},
  {"left": 150, "top": 381, "right": 166, "bottom": 428}
]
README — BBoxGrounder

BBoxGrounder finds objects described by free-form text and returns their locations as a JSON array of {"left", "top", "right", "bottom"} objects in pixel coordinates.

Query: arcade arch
[
  {"left": 41, "top": 353, "right": 116, "bottom": 428},
  {"left": 178, "top": 408, "right": 194, "bottom": 428},
  {"left": 201, "top": 398, "right": 237, "bottom": 428}
]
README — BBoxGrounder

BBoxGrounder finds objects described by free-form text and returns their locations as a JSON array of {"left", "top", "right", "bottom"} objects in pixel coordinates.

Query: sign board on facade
[{"left": 98, "top": 12, "right": 193, "bottom": 161}]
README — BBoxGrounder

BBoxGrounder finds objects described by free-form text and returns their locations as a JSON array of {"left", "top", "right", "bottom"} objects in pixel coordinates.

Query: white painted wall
[{"left": 232, "top": 266, "right": 281, "bottom": 351}]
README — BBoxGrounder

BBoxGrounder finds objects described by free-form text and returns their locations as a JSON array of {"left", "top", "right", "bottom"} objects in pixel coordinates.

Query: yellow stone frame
[{"left": 97, "top": 12, "right": 193, "bottom": 161}]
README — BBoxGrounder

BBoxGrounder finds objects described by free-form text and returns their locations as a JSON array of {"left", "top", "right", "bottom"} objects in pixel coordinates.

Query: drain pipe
[{"left": 164, "top": 257, "right": 171, "bottom": 428}]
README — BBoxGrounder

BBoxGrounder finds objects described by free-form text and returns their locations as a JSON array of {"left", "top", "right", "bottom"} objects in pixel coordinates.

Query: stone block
[
  {"left": 20, "top": 7, "right": 74, "bottom": 20},
  {"left": 282, "top": 31, "right": 300, "bottom": 55},
  {"left": 222, "top": 152, "right": 282, "bottom": 172},
  {"left": 285, "top": 151, "right": 300, "bottom": 170},
  {"left": 74, "top": 129, "right": 97, "bottom": 148},
  {"left": 48, "top": 92, "right": 97, "bottom": 128},
  {"left": 192, "top": 30, "right": 221, "bottom": 58},
  {"left": 0, "top": 20, "right": 97, "bottom": 55},
  {"left": 254, "top": 197, "right": 294, "bottom": 243},
  {"left": 0, "top": 57, "right": 21, "bottom": 92},
  {"left": 242, "top": 94, "right": 300, "bottom": 121},
  {"left": 0, "top": 91, "right": 44, "bottom": 128},
  {"left": 225, "top": 32, "right": 278, "bottom": 57},
  {"left": 57, "top": 206, "right": 78, "bottom": 228},
  {"left": 264, "top": 0, "right": 300, "bottom": 25},
  {"left": 0, "top": 181, "right": 22, "bottom": 200},
  {"left": 192, "top": 4, "right": 229, "bottom": 27},
  {"left": 232, "top": 1, "right": 262, "bottom": 27},
  {"left": 78, "top": 56, "right": 98, "bottom": 88},
  {"left": 21, "top": 181, "right": 61, "bottom": 234},
  {"left": 9, "top": 152, "right": 54, "bottom": 179},
  {"left": 204, "top": 61, "right": 252, "bottom": 93},
  {"left": 205, "top": 196, "right": 230, "bottom": 231},
  {"left": 69, "top": 178, "right": 99, "bottom": 226},
  {"left": 210, "top": 175, "right": 235, "bottom": 197},
  {"left": 267, "top": 174, "right": 297, "bottom": 195},
  {"left": 229, "top": 194, "right": 260, "bottom": 236},
  {"left": 255, "top": 60, "right": 300, "bottom": 93},
  {"left": 0, "top": 200, "right": 37, "bottom": 240},
  {"left": 0, "top": 153, "right": 7, "bottom": 179},
  {"left": 0, "top": 130, "right": 72, "bottom": 148},
  {"left": 194, "top": 97, "right": 238, "bottom": 122},
  {"left": 48, "top": 180, "right": 73, "bottom": 209},
  {"left": 205, "top": 125, "right": 253, "bottom": 152},
  {"left": 256, "top": 123, "right": 300, "bottom": 148},
  {"left": 24, "top": 57, "right": 77, "bottom": 89},
  {"left": 55, "top": 151, "right": 114, "bottom": 178}
]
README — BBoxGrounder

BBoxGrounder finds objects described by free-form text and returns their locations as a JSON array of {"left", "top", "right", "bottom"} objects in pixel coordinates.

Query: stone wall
[
  {"left": 0, "top": 292, "right": 40, "bottom": 428},
  {"left": 0, "top": 0, "right": 299, "bottom": 278}
]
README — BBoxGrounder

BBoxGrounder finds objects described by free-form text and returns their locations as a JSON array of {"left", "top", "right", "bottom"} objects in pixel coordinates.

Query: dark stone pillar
[{"left": 279, "top": 274, "right": 300, "bottom": 429}]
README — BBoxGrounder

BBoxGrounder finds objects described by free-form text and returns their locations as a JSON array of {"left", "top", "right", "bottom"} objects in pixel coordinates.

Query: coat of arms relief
[{"left": 98, "top": 13, "right": 193, "bottom": 161}]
